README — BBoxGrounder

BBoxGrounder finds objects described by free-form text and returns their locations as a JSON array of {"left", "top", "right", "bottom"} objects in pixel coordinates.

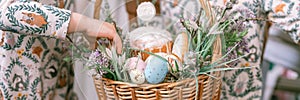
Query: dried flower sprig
[{"left": 178, "top": 0, "right": 255, "bottom": 81}]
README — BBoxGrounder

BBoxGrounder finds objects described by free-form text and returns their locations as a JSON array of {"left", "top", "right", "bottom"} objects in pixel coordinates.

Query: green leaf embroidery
[
  {"left": 42, "top": 86, "right": 54, "bottom": 99},
  {"left": 16, "top": 57, "right": 30, "bottom": 73},
  {"left": 287, "top": 2, "right": 294, "bottom": 14},
  {"left": 0, "top": 20, "right": 3, "bottom": 29},
  {"left": 0, "top": 82, "right": 12, "bottom": 99},
  {"left": 29, "top": 78, "right": 40, "bottom": 100},
  {"left": 5, "top": 57, "right": 17, "bottom": 79},
  {"left": 44, "top": 5, "right": 71, "bottom": 30},
  {"left": 255, "top": 67, "right": 263, "bottom": 82},
  {"left": 14, "top": 35, "right": 27, "bottom": 49},
  {"left": 226, "top": 69, "right": 262, "bottom": 97},
  {"left": 282, "top": 0, "right": 291, "bottom": 3},
  {"left": 4, "top": 58, "right": 30, "bottom": 91},
  {"left": 41, "top": 49, "right": 50, "bottom": 62},
  {"left": 22, "top": 52, "right": 39, "bottom": 63},
  {"left": 54, "top": 47, "right": 62, "bottom": 53},
  {"left": 5, "top": 4, "right": 49, "bottom": 34},
  {"left": 0, "top": 21, "right": 18, "bottom": 33},
  {"left": 25, "top": 37, "right": 36, "bottom": 51},
  {"left": 37, "top": 37, "right": 48, "bottom": 49},
  {"left": 55, "top": 39, "right": 60, "bottom": 46},
  {"left": 2, "top": 43, "right": 12, "bottom": 51}
]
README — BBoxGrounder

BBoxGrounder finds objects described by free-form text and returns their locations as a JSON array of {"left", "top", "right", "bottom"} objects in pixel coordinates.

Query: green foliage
[{"left": 180, "top": 7, "right": 248, "bottom": 76}]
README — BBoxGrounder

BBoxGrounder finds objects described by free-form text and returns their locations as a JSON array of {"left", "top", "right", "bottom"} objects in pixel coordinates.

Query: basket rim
[{"left": 93, "top": 74, "right": 209, "bottom": 90}]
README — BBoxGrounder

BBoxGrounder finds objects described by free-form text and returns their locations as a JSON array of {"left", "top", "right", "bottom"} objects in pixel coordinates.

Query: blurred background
[{"left": 262, "top": 24, "right": 300, "bottom": 100}]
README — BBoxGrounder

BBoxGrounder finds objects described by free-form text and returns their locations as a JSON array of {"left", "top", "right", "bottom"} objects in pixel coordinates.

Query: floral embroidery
[{"left": 16, "top": 49, "right": 24, "bottom": 58}]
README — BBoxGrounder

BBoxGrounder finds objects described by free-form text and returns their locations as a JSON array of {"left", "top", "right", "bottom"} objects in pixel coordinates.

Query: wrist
[{"left": 67, "top": 12, "right": 87, "bottom": 34}]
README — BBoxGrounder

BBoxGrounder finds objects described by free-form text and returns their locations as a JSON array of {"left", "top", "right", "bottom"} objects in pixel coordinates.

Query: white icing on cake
[{"left": 129, "top": 27, "right": 172, "bottom": 50}]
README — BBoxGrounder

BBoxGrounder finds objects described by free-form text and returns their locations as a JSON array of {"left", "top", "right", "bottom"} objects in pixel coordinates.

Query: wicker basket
[
  {"left": 91, "top": 34, "right": 223, "bottom": 100},
  {"left": 92, "top": 0, "right": 222, "bottom": 99},
  {"left": 93, "top": 74, "right": 221, "bottom": 100}
]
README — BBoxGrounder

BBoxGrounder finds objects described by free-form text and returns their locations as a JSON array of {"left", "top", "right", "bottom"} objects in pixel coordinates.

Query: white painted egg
[{"left": 129, "top": 69, "right": 145, "bottom": 84}]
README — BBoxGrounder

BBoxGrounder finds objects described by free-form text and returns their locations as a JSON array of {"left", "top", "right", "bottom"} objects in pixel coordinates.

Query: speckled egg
[
  {"left": 124, "top": 57, "right": 146, "bottom": 72},
  {"left": 129, "top": 69, "right": 146, "bottom": 84},
  {"left": 144, "top": 55, "right": 169, "bottom": 84}
]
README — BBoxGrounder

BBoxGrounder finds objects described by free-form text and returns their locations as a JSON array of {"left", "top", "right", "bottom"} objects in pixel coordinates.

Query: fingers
[
  {"left": 113, "top": 34, "right": 123, "bottom": 54},
  {"left": 86, "top": 21, "right": 122, "bottom": 54},
  {"left": 108, "top": 22, "right": 122, "bottom": 54}
]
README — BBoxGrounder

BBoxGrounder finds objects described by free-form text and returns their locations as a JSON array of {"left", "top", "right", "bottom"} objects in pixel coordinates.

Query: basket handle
[
  {"left": 199, "top": 0, "right": 223, "bottom": 99},
  {"left": 93, "top": 0, "right": 103, "bottom": 49},
  {"left": 93, "top": 1, "right": 106, "bottom": 100},
  {"left": 94, "top": 0, "right": 102, "bottom": 19},
  {"left": 212, "top": 35, "right": 222, "bottom": 62}
]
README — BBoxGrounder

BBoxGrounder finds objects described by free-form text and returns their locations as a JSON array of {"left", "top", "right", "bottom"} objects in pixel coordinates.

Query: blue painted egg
[{"left": 144, "top": 55, "right": 169, "bottom": 84}]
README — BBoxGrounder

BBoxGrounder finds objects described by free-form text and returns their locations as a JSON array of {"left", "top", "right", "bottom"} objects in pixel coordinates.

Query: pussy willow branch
[{"left": 245, "top": 18, "right": 273, "bottom": 22}]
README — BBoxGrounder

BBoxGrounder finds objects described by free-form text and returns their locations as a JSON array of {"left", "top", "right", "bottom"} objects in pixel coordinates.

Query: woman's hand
[
  {"left": 68, "top": 12, "right": 122, "bottom": 54},
  {"left": 86, "top": 22, "right": 123, "bottom": 54}
]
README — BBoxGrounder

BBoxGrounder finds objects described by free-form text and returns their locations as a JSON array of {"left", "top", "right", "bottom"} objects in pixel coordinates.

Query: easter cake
[{"left": 129, "top": 26, "right": 173, "bottom": 60}]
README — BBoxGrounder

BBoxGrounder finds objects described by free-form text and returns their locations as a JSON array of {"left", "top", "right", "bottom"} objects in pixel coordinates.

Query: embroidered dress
[
  {"left": 0, "top": 0, "right": 76, "bottom": 100},
  {"left": 159, "top": 0, "right": 300, "bottom": 99}
]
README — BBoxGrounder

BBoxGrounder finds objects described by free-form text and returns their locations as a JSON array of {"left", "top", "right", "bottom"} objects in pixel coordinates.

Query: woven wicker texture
[{"left": 93, "top": 75, "right": 221, "bottom": 100}]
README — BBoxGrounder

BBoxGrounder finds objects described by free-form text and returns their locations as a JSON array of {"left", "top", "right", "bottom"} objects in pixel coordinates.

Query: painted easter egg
[
  {"left": 144, "top": 55, "right": 169, "bottom": 84},
  {"left": 124, "top": 57, "right": 146, "bottom": 72},
  {"left": 145, "top": 53, "right": 182, "bottom": 73},
  {"left": 129, "top": 69, "right": 146, "bottom": 84}
]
